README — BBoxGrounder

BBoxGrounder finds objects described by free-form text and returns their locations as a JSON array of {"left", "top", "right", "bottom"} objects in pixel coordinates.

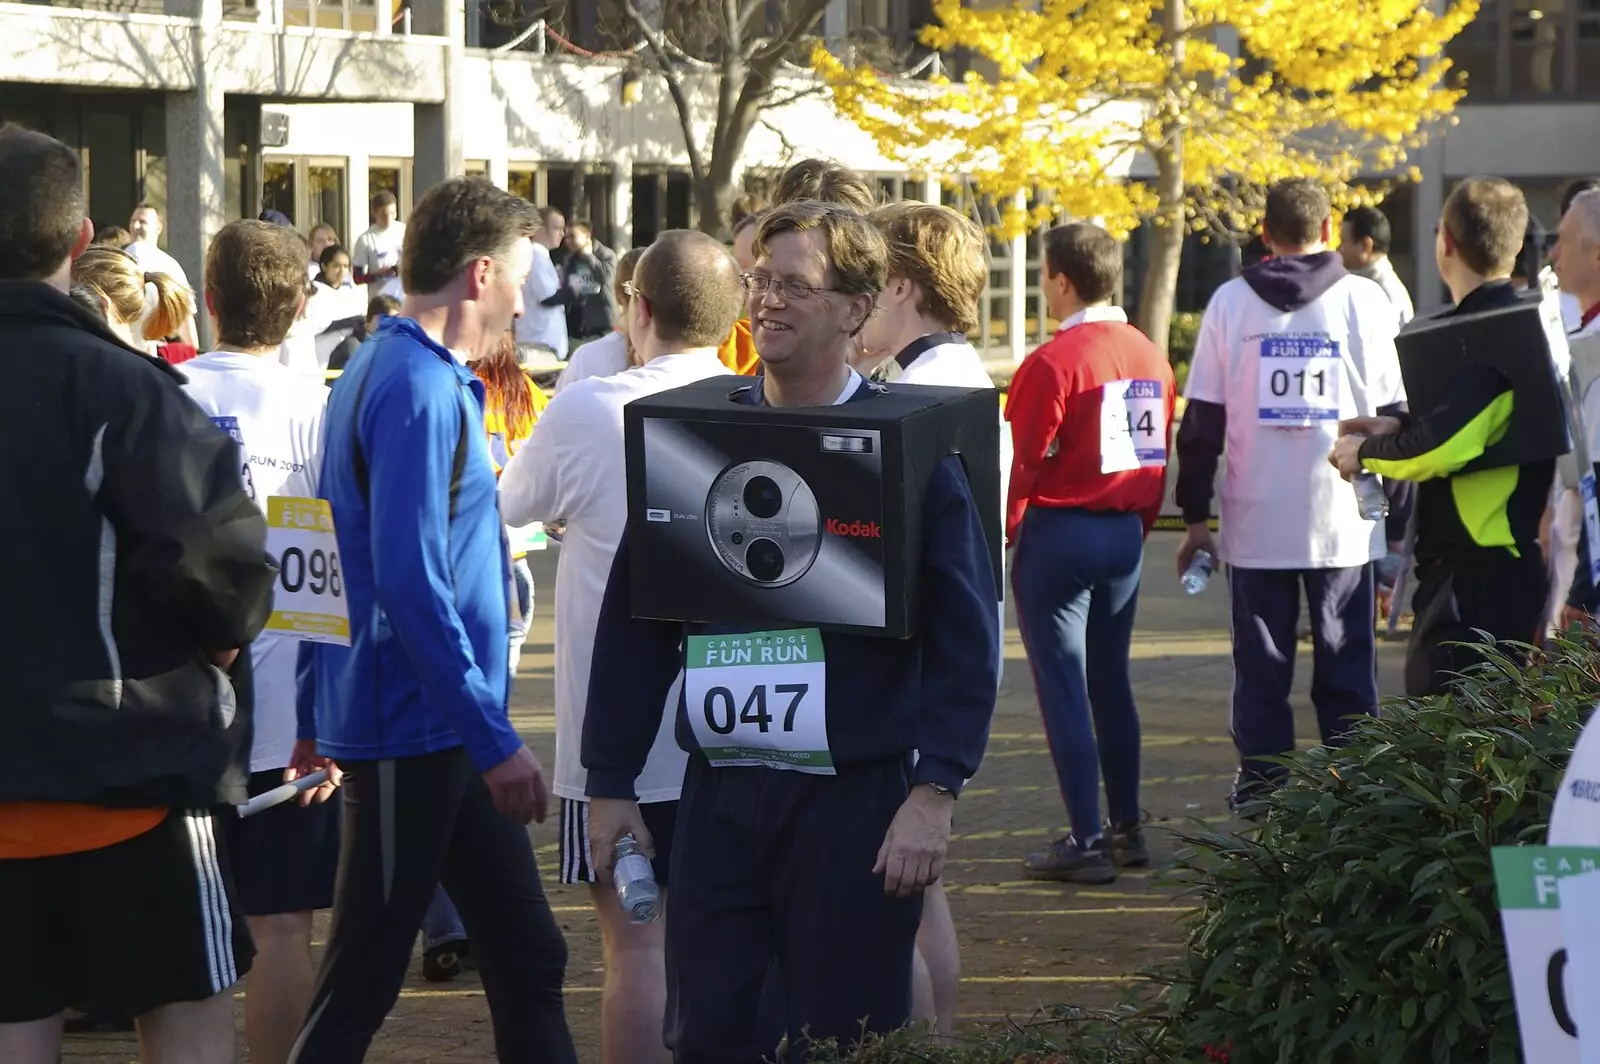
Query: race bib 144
[
  {"left": 1101, "top": 378, "right": 1167, "bottom": 474},
  {"left": 264, "top": 497, "right": 350, "bottom": 646},
  {"left": 684, "top": 629, "right": 832, "bottom": 774},
  {"left": 1258, "top": 336, "right": 1342, "bottom": 425}
]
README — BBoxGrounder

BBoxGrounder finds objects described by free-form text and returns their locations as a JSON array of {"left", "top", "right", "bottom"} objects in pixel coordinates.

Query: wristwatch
[{"left": 922, "top": 781, "right": 956, "bottom": 798}]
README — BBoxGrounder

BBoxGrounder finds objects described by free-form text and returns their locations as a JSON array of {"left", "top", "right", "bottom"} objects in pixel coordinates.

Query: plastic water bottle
[
  {"left": 1354, "top": 472, "right": 1389, "bottom": 522},
  {"left": 1181, "top": 550, "right": 1214, "bottom": 595},
  {"left": 613, "top": 833, "right": 661, "bottom": 924}
]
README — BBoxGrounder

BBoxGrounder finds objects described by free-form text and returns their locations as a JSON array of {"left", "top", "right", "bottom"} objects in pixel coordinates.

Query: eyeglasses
[
  {"left": 621, "top": 280, "right": 645, "bottom": 302},
  {"left": 739, "top": 273, "right": 844, "bottom": 301}
]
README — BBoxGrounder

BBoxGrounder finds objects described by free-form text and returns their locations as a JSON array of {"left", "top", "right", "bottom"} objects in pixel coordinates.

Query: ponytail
[{"left": 141, "top": 271, "right": 193, "bottom": 342}]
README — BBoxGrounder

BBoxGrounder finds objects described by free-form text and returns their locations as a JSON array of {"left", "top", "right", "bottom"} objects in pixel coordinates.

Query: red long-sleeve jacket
[{"left": 1005, "top": 314, "right": 1176, "bottom": 543}]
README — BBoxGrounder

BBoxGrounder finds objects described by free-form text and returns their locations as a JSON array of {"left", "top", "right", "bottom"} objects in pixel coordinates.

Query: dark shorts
[
  {"left": 228, "top": 768, "right": 342, "bottom": 917},
  {"left": 0, "top": 808, "right": 254, "bottom": 1023},
  {"left": 559, "top": 797, "right": 677, "bottom": 887}
]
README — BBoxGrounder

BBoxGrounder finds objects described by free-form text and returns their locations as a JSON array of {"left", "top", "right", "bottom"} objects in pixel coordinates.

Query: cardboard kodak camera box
[{"left": 622, "top": 376, "right": 1001, "bottom": 638}]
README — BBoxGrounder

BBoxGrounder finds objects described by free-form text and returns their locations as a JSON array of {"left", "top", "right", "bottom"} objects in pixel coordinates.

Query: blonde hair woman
[{"left": 71, "top": 245, "right": 193, "bottom": 355}]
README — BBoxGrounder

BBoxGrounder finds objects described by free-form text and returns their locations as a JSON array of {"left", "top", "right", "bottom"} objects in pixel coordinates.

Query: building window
[
  {"left": 283, "top": 0, "right": 382, "bottom": 31},
  {"left": 368, "top": 163, "right": 407, "bottom": 218},
  {"left": 262, "top": 158, "right": 348, "bottom": 237},
  {"left": 632, "top": 167, "right": 693, "bottom": 247},
  {"left": 308, "top": 163, "right": 347, "bottom": 239},
  {"left": 262, "top": 160, "right": 297, "bottom": 224},
  {"left": 1448, "top": 0, "right": 1600, "bottom": 99}
]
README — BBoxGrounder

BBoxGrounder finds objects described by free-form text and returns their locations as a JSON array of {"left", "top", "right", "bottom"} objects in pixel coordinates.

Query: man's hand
[
  {"left": 1328, "top": 434, "right": 1367, "bottom": 480},
  {"left": 285, "top": 739, "right": 342, "bottom": 807},
  {"left": 1560, "top": 605, "right": 1596, "bottom": 633},
  {"left": 1338, "top": 415, "right": 1402, "bottom": 438},
  {"left": 1176, "top": 522, "right": 1218, "bottom": 579},
  {"left": 482, "top": 745, "right": 550, "bottom": 825},
  {"left": 586, "top": 797, "right": 653, "bottom": 887},
  {"left": 873, "top": 784, "right": 955, "bottom": 898}
]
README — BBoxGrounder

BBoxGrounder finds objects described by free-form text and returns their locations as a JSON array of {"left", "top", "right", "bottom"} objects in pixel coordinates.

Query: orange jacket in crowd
[{"left": 717, "top": 318, "right": 760, "bottom": 375}]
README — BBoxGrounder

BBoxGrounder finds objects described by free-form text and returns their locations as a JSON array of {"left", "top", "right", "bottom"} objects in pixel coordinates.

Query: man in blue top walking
[{"left": 288, "top": 178, "right": 576, "bottom": 1063}]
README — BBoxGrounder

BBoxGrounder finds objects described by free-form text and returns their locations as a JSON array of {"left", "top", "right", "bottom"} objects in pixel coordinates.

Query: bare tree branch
[
  {"left": 758, "top": 81, "right": 828, "bottom": 112},
  {"left": 621, "top": 0, "right": 709, "bottom": 187},
  {"left": 748, "top": 0, "right": 831, "bottom": 66}
]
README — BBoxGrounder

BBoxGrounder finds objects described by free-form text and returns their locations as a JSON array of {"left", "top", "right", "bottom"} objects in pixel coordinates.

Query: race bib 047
[
  {"left": 1101, "top": 378, "right": 1167, "bottom": 474},
  {"left": 264, "top": 497, "right": 350, "bottom": 646},
  {"left": 1258, "top": 336, "right": 1342, "bottom": 425},
  {"left": 684, "top": 629, "right": 832, "bottom": 774}
]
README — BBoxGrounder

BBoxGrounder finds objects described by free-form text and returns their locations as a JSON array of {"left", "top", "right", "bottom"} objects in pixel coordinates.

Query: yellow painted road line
[
  {"left": 961, "top": 975, "right": 1144, "bottom": 984},
  {"left": 989, "top": 906, "right": 1193, "bottom": 917},
  {"left": 398, "top": 986, "right": 603, "bottom": 998}
]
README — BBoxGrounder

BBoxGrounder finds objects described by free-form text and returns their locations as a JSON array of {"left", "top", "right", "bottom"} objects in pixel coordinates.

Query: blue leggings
[{"left": 1011, "top": 507, "right": 1145, "bottom": 842}]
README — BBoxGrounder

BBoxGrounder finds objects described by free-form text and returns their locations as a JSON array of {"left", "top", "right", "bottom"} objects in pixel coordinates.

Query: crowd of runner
[{"left": 0, "top": 115, "right": 1591, "bottom": 1063}]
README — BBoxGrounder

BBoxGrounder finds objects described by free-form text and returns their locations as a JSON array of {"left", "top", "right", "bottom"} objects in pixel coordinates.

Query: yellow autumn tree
[{"left": 812, "top": 0, "right": 1478, "bottom": 350}]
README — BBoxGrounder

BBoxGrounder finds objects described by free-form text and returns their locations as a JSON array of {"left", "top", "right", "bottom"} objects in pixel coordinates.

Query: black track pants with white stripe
[{"left": 288, "top": 746, "right": 577, "bottom": 1064}]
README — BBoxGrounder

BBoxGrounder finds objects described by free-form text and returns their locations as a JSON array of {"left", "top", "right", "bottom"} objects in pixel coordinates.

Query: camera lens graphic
[
  {"left": 745, "top": 538, "right": 785, "bottom": 582},
  {"left": 705, "top": 460, "right": 821, "bottom": 588},
  {"left": 743, "top": 476, "right": 783, "bottom": 519}
]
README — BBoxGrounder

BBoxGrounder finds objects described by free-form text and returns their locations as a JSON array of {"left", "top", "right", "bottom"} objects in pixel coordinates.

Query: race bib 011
[
  {"left": 264, "top": 497, "right": 350, "bottom": 646},
  {"left": 1101, "top": 378, "right": 1167, "bottom": 474},
  {"left": 1258, "top": 336, "right": 1342, "bottom": 425},
  {"left": 684, "top": 629, "right": 832, "bottom": 774}
]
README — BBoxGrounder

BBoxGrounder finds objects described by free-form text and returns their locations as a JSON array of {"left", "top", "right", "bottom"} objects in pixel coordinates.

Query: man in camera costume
[
  {"left": 1331, "top": 177, "right": 1563, "bottom": 696},
  {"left": 580, "top": 201, "right": 1001, "bottom": 1062}
]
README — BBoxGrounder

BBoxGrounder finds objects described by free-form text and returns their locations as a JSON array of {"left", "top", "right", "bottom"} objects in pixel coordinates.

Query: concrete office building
[{"left": 0, "top": 0, "right": 1589, "bottom": 348}]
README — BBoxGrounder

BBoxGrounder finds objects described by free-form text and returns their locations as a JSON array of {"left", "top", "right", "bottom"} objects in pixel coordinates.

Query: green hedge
[
  {"left": 814, "top": 635, "right": 1600, "bottom": 1064},
  {"left": 1169, "top": 312, "right": 1202, "bottom": 394}
]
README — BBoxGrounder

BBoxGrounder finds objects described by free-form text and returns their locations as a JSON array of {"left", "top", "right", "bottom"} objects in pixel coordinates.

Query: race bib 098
[{"left": 263, "top": 497, "right": 350, "bottom": 646}]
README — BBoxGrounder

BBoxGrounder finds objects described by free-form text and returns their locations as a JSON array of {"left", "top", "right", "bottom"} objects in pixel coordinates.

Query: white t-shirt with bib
[
  {"left": 1184, "top": 274, "right": 1405, "bottom": 569},
  {"left": 499, "top": 352, "right": 735, "bottom": 803},
  {"left": 181, "top": 351, "right": 330, "bottom": 773}
]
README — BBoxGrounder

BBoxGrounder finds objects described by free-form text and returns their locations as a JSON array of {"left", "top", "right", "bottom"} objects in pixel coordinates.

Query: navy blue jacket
[{"left": 581, "top": 375, "right": 1000, "bottom": 798}]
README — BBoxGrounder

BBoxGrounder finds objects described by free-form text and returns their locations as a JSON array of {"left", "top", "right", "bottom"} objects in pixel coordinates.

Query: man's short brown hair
[
  {"left": 755, "top": 201, "right": 888, "bottom": 297},
  {"left": 205, "top": 220, "right": 310, "bottom": 349},
  {"left": 1263, "top": 179, "right": 1331, "bottom": 248},
  {"left": 870, "top": 202, "right": 986, "bottom": 334},
  {"left": 402, "top": 177, "right": 540, "bottom": 295},
  {"left": 771, "top": 159, "right": 878, "bottom": 215},
  {"left": 632, "top": 230, "right": 744, "bottom": 348},
  {"left": 0, "top": 126, "right": 85, "bottom": 282},
  {"left": 1443, "top": 176, "right": 1529, "bottom": 277},
  {"left": 1043, "top": 222, "right": 1122, "bottom": 305}
]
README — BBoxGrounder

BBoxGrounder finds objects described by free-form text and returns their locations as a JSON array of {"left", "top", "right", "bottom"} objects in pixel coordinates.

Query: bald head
[{"left": 632, "top": 229, "right": 744, "bottom": 348}]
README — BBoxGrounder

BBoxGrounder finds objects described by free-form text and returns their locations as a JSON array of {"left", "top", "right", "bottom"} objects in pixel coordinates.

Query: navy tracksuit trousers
[
  {"left": 1226, "top": 565, "right": 1378, "bottom": 794},
  {"left": 665, "top": 754, "right": 922, "bottom": 1063}
]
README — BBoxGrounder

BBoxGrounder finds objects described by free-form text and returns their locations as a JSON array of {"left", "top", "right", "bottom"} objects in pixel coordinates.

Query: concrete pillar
[
  {"left": 821, "top": 0, "right": 847, "bottom": 42},
  {"left": 346, "top": 150, "right": 370, "bottom": 247},
  {"left": 1008, "top": 190, "right": 1027, "bottom": 361},
  {"left": 488, "top": 154, "right": 509, "bottom": 189},
  {"left": 1413, "top": 142, "right": 1446, "bottom": 313},
  {"left": 921, "top": 172, "right": 940, "bottom": 204},
  {"left": 165, "top": 0, "right": 225, "bottom": 347},
  {"left": 410, "top": 0, "right": 465, "bottom": 197},
  {"left": 611, "top": 161, "right": 633, "bottom": 253}
]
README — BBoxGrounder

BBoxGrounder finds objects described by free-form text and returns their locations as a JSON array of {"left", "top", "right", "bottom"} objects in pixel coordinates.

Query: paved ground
[{"left": 63, "top": 533, "right": 1408, "bottom": 1062}]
